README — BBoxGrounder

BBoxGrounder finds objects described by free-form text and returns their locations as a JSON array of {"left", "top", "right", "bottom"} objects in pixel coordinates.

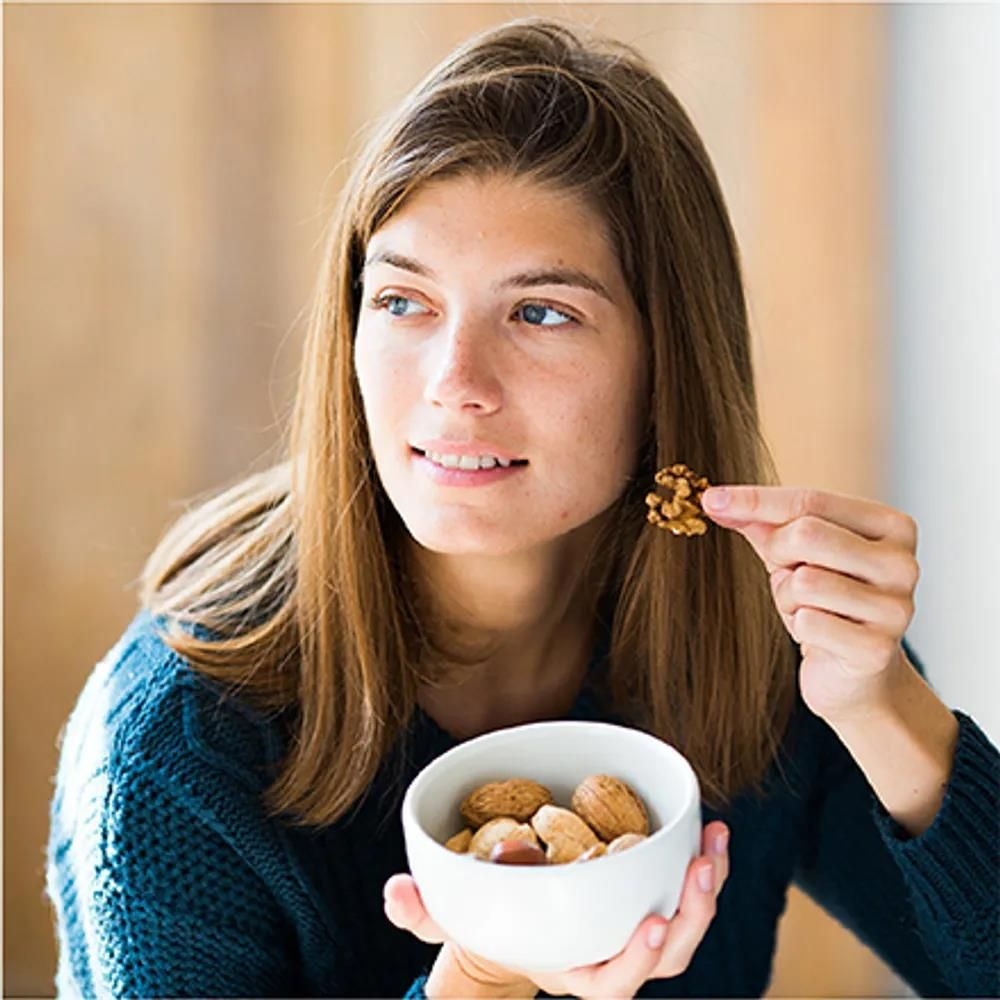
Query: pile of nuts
[{"left": 442, "top": 775, "right": 652, "bottom": 866}]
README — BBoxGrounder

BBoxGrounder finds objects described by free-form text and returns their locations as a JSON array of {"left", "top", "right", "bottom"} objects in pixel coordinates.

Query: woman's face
[{"left": 354, "top": 172, "right": 648, "bottom": 557}]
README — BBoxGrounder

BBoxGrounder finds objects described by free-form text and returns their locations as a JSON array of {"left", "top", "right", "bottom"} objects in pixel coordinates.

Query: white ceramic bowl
[{"left": 401, "top": 720, "right": 701, "bottom": 972}]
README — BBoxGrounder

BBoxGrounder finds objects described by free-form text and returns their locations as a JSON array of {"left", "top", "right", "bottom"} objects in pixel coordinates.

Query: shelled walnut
[
  {"left": 441, "top": 774, "right": 652, "bottom": 866},
  {"left": 645, "top": 463, "right": 711, "bottom": 536}
]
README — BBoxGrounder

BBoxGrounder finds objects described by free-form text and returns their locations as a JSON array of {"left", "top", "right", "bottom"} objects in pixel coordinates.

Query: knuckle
[
  {"left": 796, "top": 489, "right": 819, "bottom": 520},
  {"left": 882, "top": 551, "right": 919, "bottom": 592},
  {"left": 792, "top": 564, "right": 823, "bottom": 595},
  {"left": 793, "top": 606, "right": 816, "bottom": 635},
  {"left": 793, "top": 515, "right": 824, "bottom": 547},
  {"left": 659, "top": 945, "right": 695, "bottom": 978},
  {"left": 888, "top": 597, "right": 912, "bottom": 634},
  {"left": 761, "top": 533, "right": 780, "bottom": 565},
  {"left": 896, "top": 511, "right": 918, "bottom": 547},
  {"left": 661, "top": 957, "right": 689, "bottom": 978}
]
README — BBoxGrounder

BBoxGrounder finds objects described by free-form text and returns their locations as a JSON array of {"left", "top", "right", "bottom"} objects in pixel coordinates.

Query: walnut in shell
[
  {"left": 570, "top": 774, "right": 649, "bottom": 842},
  {"left": 460, "top": 778, "right": 553, "bottom": 829}
]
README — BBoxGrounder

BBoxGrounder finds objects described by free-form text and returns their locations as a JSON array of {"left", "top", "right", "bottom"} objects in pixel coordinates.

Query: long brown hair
[{"left": 140, "top": 16, "right": 797, "bottom": 827}]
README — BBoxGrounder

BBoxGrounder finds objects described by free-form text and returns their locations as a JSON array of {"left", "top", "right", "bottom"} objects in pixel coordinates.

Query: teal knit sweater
[{"left": 47, "top": 609, "right": 998, "bottom": 997}]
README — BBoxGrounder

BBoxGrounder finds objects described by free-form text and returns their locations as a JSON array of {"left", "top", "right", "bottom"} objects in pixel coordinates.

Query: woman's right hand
[{"left": 384, "top": 819, "right": 730, "bottom": 999}]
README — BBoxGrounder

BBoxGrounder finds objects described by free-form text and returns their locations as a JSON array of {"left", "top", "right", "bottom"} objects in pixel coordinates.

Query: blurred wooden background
[{"left": 5, "top": 4, "right": 906, "bottom": 995}]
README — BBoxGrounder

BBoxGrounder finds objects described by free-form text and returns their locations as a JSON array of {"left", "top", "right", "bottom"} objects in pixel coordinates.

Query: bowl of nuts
[{"left": 401, "top": 720, "right": 701, "bottom": 972}]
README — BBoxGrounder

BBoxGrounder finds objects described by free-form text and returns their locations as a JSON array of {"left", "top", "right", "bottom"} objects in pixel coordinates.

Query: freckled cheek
[
  {"left": 355, "top": 349, "right": 412, "bottom": 425},
  {"left": 574, "top": 385, "right": 629, "bottom": 456}
]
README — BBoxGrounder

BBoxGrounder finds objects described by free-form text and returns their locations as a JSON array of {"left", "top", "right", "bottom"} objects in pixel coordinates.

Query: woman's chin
[{"left": 404, "top": 521, "right": 543, "bottom": 557}]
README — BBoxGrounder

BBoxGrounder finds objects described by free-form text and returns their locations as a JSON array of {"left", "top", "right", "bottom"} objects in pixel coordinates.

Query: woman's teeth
[{"left": 423, "top": 450, "right": 513, "bottom": 470}]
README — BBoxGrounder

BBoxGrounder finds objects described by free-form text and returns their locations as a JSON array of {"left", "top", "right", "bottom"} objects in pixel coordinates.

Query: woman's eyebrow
[{"left": 363, "top": 249, "right": 616, "bottom": 306}]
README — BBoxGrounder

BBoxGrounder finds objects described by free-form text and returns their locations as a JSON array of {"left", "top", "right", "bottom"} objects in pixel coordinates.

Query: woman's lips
[{"left": 410, "top": 448, "right": 528, "bottom": 487}]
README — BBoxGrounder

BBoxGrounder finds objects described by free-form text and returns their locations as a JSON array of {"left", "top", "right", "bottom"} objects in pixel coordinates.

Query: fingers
[
  {"left": 383, "top": 874, "right": 448, "bottom": 945},
  {"left": 648, "top": 821, "right": 730, "bottom": 979},
  {"left": 595, "top": 913, "right": 675, "bottom": 999},
  {"left": 530, "top": 821, "right": 730, "bottom": 999},
  {"left": 385, "top": 820, "right": 731, "bottom": 997},
  {"left": 530, "top": 912, "right": 670, "bottom": 999},
  {"left": 703, "top": 820, "right": 730, "bottom": 898}
]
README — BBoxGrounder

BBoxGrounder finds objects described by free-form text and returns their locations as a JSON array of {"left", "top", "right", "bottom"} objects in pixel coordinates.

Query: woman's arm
[
  {"left": 46, "top": 623, "right": 317, "bottom": 997},
  {"left": 824, "top": 645, "right": 960, "bottom": 837},
  {"left": 793, "top": 643, "right": 998, "bottom": 998},
  {"left": 48, "top": 761, "right": 302, "bottom": 997}
]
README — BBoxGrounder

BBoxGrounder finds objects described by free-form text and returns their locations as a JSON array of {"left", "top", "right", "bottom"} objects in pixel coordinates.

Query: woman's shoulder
[{"left": 54, "top": 608, "right": 286, "bottom": 813}]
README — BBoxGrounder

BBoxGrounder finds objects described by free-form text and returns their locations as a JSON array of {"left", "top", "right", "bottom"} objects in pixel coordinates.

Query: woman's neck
[{"left": 415, "top": 614, "right": 597, "bottom": 740}]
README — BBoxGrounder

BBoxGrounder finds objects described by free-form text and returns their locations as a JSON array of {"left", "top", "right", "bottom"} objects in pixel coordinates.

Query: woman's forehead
[{"left": 364, "top": 176, "right": 624, "bottom": 293}]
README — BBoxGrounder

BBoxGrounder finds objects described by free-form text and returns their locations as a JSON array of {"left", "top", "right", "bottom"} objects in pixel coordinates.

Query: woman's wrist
[{"left": 425, "top": 941, "right": 537, "bottom": 998}]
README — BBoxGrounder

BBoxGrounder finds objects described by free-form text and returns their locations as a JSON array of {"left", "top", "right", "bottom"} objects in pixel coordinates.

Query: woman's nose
[{"left": 422, "top": 325, "right": 503, "bottom": 412}]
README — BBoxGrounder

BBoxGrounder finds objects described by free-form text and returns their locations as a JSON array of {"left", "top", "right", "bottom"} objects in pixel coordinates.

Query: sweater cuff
[
  {"left": 404, "top": 973, "right": 430, "bottom": 998},
  {"left": 871, "top": 709, "right": 999, "bottom": 926}
]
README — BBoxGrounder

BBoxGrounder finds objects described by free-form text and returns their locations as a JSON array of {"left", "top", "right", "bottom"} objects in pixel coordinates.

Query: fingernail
[
  {"left": 712, "top": 829, "right": 729, "bottom": 855},
  {"left": 704, "top": 487, "right": 730, "bottom": 510},
  {"left": 697, "top": 863, "right": 715, "bottom": 893},
  {"left": 647, "top": 922, "right": 667, "bottom": 949}
]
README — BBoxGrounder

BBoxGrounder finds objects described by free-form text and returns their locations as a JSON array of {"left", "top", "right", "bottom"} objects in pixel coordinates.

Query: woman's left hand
[{"left": 701, "top": 485, "right": 921, "bottom": 725}]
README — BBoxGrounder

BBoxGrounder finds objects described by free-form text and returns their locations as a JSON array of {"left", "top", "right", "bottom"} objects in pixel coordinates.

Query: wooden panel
[
  {"left": 4, "top": 5, "right": 904, "bottom": 994},
  {"left": 747, "top": 6, "right": 903, "bottom": 996},
  {"left": 747, "top": 5, "right": 889, "bottom": 502},
  {"left": 5, "top": 6, "right": 210, "bottom": 990}
]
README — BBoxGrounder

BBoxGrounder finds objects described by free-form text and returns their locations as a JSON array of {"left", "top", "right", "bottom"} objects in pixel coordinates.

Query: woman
[{"left": 46, "top": 16, "right": 997, "bottom": 999}]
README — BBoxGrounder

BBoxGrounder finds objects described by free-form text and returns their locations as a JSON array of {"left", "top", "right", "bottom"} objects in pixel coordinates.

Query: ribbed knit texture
[{"left": 47, "top": 609, "right": 998, "bottom": 998}]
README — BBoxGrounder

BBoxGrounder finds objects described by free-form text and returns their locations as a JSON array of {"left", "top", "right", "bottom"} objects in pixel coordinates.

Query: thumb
[{"left": 383, "top": 874, "right": 448, "bottom": 945}]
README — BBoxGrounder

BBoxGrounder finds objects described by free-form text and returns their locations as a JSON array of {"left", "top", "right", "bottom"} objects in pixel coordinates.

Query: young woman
[{"left": 47, "top": 16, "right": 997, "bottom": 999}]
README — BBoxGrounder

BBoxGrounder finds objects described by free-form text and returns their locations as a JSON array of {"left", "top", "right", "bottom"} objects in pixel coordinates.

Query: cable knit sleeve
[
  {"left": 46, "top": 624, "right": 307, "bottom": 997},
  {"left": 793, "top": 642, "right": 999, "bottom": 998},
  {"left": 61, "top": 767, "right": 299, "bottom": 996}
]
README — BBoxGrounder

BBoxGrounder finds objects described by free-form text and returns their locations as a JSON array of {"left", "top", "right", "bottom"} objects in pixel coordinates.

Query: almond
[{"left": 444, "top": 828, "right": 473, "bottom": 853}]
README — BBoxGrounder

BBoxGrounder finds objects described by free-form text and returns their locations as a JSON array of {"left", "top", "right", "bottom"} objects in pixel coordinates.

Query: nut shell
[
  {"left": 531, "top": 804, "right": 600, "bottom": 864},
  {"left": 570, "top": 775, "right": 649, "bottom": 842},
  {"left": 460, "top": 778, "right": 553, "bottom": 828},
  {"left": 468, "top": 817, "right": 539, "bottom": 860}
]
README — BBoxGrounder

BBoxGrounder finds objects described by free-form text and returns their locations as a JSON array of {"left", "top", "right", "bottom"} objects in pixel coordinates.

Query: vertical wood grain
[{"left": 746, "top": 6, "right": 902, "bottom": 995}]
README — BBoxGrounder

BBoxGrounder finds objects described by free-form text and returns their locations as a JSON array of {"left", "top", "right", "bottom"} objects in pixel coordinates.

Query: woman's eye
[
  {"left": 516, "top": 303, "right": 578, "bottom": 327},
  {"left": 368, "top": 293, "right": 578, "bottom": 329},
  {"left": 368, "top": 293, "right": 427, "bottom": 318}
]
